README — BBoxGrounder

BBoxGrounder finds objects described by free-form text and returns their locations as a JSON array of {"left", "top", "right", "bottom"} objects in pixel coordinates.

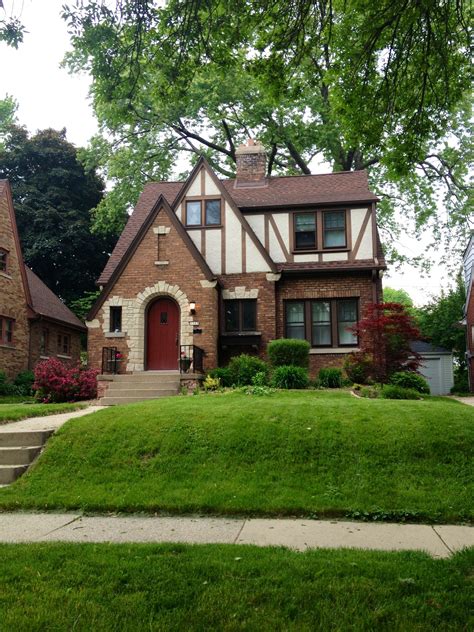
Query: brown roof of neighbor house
[
  {"left": 25, "top": 267, "right": 86, "bottom": 331},
  {"left": 98, "top": 169, "right": 380, "bottom": 285}
]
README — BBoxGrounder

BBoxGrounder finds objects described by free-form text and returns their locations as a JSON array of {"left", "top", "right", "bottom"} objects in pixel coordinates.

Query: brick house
[
  {"left": 463, "top": 232, "right": 474, "bottom": 391},
  {"left": 0, "top": 180, "right": 85, "bottom": 380},
  {"left": 87, "top": 140, "right": 386, "bottom": 394}
]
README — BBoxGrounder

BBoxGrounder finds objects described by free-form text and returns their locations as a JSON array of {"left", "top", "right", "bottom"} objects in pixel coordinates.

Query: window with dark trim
[
  {"left": 0, "top": 316, "right": 14, "bottom": 346},
  {"left": 57, "top": 334, "right": 71, "bottom": 355},
  {"left": 292, "top": 210, "right": 348, "bottom": 252},
  {"left": 110, "top": 306, "right": 122, "bottom": 332},
  {"left": 185, "top": 199, "right": 221, "bottom": 227},
  {"left": 285, "top": 299, "right": 358, "bottom": 347},
  {"left": 224, "top": 300, "right": 257, "bottom": 332},
  {"left": 0, "top": 249, "right": 9, "bottom": 273},
  {"left": 40, "top": 328, "right": 49, "bottom": 354}
]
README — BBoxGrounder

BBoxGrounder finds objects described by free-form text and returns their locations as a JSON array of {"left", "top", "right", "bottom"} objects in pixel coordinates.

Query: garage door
[{"left": 418, "top": 357, "right": 442, "bottom": 395}]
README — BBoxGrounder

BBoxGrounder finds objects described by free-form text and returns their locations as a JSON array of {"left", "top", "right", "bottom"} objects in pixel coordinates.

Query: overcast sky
[{"left": 0, "top": 0, "right": 457, "bottom": 305}]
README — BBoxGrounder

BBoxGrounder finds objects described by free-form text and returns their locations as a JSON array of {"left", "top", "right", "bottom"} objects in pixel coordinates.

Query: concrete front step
[
  {"left": 0, "top": 446, "right": 42, "bottom": 465},
  {"left": 100, "top": 393, "right": 179, "bottom": 405},
  {"left": 105, "top": 388, "right": 180, "bottom": 399},
  {"left": 111, "top": 372, "right": 180, "bottom": 382},
  {"left": 107, "top": 381, "right": 181, "bottom": 390},
  {"left": 0, "top": 430, "right": 53, "bottom": 448},
  {"left": 0, "top": 464, "right": 29, "bottom": 485}
]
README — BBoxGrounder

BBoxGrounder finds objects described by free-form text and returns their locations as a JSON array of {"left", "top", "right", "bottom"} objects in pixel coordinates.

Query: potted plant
[{"left": 179, "top": 351, "right": 192, "bottom": 373}]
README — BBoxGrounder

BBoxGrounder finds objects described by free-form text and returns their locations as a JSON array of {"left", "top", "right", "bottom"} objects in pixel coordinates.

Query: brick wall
[
  {"left": 29, "top": 320, "right": 82, "bottom": 369},
  {"left": 88, "top": 208, "right": 219, "bottom": 373},
  {"left": 0, "top": 190, "right": 30, "bottom": 380},
  {"left": 276, "top": 272, "right": 379, "bottom": 377}
]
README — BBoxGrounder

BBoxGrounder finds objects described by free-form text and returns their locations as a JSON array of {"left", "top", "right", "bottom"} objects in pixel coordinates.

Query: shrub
[
  {"left": 267, "top": 339, "right": 310, "bottom": 368},
  {"left": 13, "top": 370, "right": 35, "bottom": 396},
  {"left": 344, "top": 352, "right": 374, "bottom": 384},
  {"left": 252, "top": 371, "right": 268, "bottom": 387},
  {"left": 271, "top": 365, "right": 309, "bottom": 389},
  {"left": 207, "top": 367, "right": 233, "bottom": 387},
  {"left": 227, "top": 354, "right": 269, "bottom": 386},
  {"left": 389, "top": 371, "right": 430, "bottom": 394},
  {"left": 380, "top": 385, "right": 421, "bottom": 400},
  {"left": 33, "top": 357, "right": 99, "bottom": 403},
  {"left": 318, "top": 367, "right": 343, "bottom": 388},
  {"left": 451, "top": 368, "right": 469, "bottom": 394},
  {"left": 203, "top": 375, "right": 221, "bottom": 391},
  {"left": 0, "top": 371, "right": 15, "bottom": 396}
]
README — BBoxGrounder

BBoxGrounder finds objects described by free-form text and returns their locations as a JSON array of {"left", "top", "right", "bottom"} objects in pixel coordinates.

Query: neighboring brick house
[
  {"left": 87, "top": 140, "right": 386, "bottom": 378},
  {"left": 463, "top": 232, "right": 474, "bottom": 391},
  {"left": 0, "top": 180, "right": 85, "bottom": 379}
]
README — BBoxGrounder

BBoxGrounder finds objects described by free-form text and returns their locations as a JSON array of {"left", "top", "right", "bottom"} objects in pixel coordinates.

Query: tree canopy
[
  {"left": 0, "top": 106, "right": 117, "bottom": 306},
  {"left": 61, "top": 0, "right": 472, "bottom": 261}
]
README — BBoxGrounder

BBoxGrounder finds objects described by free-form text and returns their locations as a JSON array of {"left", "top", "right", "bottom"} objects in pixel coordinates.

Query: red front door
[{"left": 146, "top": 298, "right": 179, "bottom": 370}]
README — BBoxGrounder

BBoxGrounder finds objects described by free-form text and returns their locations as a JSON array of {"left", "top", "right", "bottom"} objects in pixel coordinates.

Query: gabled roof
[
  {"left": 410, "top": 340, "right": 453, "bottom": 355},
  {"left": 25, "top": 267, "right": 86, "bottom": 331},
  {"left": 97, "top": 164, "right": 380, "bottom": 285},
  {"left": 89, "top": 195, "right": 215, "bottom": 319}
]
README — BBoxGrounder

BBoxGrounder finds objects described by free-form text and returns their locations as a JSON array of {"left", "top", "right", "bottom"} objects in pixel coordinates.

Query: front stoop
[
  {"left": 0, "top": 430, "right": 53, "bottom": 485},
  {"left": 99, "top": 372, "right": 184, "bottom": 405}
]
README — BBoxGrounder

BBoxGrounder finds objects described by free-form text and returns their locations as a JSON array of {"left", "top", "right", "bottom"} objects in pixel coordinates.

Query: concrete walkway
[
  {"left": 0, "top": 512, "right": 472, "bottom": 558},
  {"left": 454, "top": 396, "right": 474, "bottom": 406},
  {"left": 0, "top": 405, "right": 102, "bottom": 433}
]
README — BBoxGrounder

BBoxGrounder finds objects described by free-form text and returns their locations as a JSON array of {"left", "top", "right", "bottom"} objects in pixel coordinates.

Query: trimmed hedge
[
  {"left": 381, "top": 385, "right": 421, "bottom": 400},
  {"left": 318, "top": 368, "right": 343, "bottom": 388},
  {"left": 389, "top": 371, "right": 430, "bottom": 394},
  {"left": 271, "top": 365, "right": 309, "bottom": 389},
  {"left": 267, "top": 339, "right": 310, "bottom": 368},
  {"left": 227, "top": 354, "right": 269, "bottom": 386}
]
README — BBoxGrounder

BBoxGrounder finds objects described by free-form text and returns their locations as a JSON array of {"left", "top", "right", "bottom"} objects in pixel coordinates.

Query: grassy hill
[{"left": 0, "top": 391, "right": 472, "bottom": 522}]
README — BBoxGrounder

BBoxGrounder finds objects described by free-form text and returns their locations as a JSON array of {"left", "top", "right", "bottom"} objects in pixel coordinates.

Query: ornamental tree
[{"left": 351, "top": 302, "right": 421, "bottom": 383}]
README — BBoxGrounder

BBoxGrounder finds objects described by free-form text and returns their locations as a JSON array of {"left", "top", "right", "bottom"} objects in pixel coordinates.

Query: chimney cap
[{"left": 235, "top": 138, "right": 265, "bottom": 155}]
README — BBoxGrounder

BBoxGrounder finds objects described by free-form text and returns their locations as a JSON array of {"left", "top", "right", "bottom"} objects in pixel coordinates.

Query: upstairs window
[
  {"left": 0, "top": 317, "right": 14, "bottom": 346},
  {"left": 0, "top": 249, "right": 8, "bottom": 273},
  {"left": 294, "top": 213, "right": 316, "bottom": 250},
  {"left": 285, "top": 299, "right": 358, "bottom": 347},
  {"left": 185, "top": 199, "right": 221, "bottom": 227},
  {"left": 109, "top": 306, "right": 122, "bottom": 332},
  {"left": 224, "top": 300, "right": 257, "bottom": 332},
  {"left": 292, "top": 210, "right": 349, "bottom": 251},
  {"left": 323, "top": 211, "right": 346, "bottom": 248}
]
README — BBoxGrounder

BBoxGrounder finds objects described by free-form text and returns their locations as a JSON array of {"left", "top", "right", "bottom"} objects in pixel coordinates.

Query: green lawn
[
  {"left": 0, "top": 401, "right": 86, "bottom": 424},
  {"left": 0, "top": 543, "right": 472, "bottom": 631},
  {"left": 0, "top": 391, "right": 472, "bottom": 521}
]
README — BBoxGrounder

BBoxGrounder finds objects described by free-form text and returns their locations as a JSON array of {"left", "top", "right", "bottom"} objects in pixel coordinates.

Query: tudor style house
[
  {"left": 87, "top": 140, "right": 385, "bottom": 398},
  {"left": 0, "top": 180, "right": 85, "bottom": 379}
]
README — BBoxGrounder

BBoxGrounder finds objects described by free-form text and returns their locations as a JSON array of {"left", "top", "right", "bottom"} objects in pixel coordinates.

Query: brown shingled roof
[
  {"left": 26, "top": 267, "right": 86, "bottom": 331},
  {"left": 98, "top": 169, "right": 379, "bottom": 285}
]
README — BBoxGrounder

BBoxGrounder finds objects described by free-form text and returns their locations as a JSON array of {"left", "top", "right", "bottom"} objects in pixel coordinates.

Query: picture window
[
  {"left": 224, "top": 300, "right": 257, "bottom": 332},
  {"left": 285, "top": 299, "right": 358, "bottom": 347}
]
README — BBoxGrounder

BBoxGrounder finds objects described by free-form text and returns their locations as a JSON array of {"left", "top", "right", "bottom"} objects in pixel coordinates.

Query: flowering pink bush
[{"left": 33, "top": 357, "right": 99, "bottom": 403}]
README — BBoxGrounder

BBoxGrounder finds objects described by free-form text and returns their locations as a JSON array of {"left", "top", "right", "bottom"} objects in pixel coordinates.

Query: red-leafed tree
[{"left": 349, "top": 302, "right": 421, "bottom": 383}]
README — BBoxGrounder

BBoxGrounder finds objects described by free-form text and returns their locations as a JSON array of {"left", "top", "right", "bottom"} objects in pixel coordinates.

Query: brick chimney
[{"left": 235, "top": 139, "right": 267, "bottom": 186}]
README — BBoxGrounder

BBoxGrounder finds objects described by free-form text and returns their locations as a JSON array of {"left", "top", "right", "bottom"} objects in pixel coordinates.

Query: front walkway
[
  {"left": 0, "top": 405, "right": 102, "bottom": 433},
  {"left": 0, "top": 512, "right": 472, "bottom": 558},
  {"left": 454, "top": 396, "right": 474, "bottom": 406}
]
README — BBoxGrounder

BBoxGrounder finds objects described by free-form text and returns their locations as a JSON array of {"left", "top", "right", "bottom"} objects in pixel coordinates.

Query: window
[
  {"left": 224, "top": 300, "right": 257, "bottom": 332},
  {"left": 57, "top": 334, "right": 70, "bottom": 355},
  {"left": 185, "top": 199, "right": 221, "bottom": 227},
  {"left": 0, "top": 249, "right": 8, "bottom": 273},
  {"left": 110, "top": 306, "right": 122, "bottom": 332},
  {"left": 285, "top": 299, "right": 358, "bottom": 347},
  {"left": 0, "top": 317, "right": 14, "bottom": 346},
  {"left": 292, "top": 210, "right": 348, "bottom": 251},
  {"left": 323, "top": 211, "right": 346, "bottom": 248},
  {"left": 294, "top": 213, "right": 316, "bottom": 250},
  {"left": 40, "top": 329, "right": 49, "bottom": 354}
]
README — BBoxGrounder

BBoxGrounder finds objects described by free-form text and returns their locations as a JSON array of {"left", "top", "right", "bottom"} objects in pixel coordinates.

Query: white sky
[{"left": 0, "top": 0, "right": 457, "bottom": 306}]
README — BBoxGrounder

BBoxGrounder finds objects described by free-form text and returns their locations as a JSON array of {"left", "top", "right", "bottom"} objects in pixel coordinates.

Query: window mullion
[{"left": 331, "top": 301, "right": 337, "bottom": 347}]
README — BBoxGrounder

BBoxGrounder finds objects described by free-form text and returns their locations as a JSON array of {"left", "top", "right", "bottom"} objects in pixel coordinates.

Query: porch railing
[
  {"left": 179, "top": 345, "right": 204, "bottom": 374},
  {"left": 102, "top": 346, "right": 121, "bottom": 374}
]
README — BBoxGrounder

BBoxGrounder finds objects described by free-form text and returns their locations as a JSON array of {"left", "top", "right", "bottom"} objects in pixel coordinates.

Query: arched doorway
[{"left": 146, "top": 297, "right": 179, "bottom": 370}]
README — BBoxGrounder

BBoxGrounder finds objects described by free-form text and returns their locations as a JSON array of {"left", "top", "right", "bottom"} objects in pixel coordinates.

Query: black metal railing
[
  {"left": 102, "top": 347, "right": 121, "bottom": 374},
  {"left": 179, "top": 345, "right": 204, "bottom": 374}
]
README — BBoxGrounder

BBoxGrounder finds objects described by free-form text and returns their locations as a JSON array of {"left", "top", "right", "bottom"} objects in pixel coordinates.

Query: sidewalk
[
  {"left": 0, "top": 405, "right": 103, "bottom": 433},
  {"left": 0, "top": 512, "right": 472, "bottom": 558}
]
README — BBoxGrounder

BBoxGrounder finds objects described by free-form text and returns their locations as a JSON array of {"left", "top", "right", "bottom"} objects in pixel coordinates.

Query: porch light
[{"left": 189, "top": 301, "right": 196, "bottom": 314}]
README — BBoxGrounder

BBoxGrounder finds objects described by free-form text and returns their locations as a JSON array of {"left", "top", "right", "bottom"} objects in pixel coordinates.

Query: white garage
[{"left": 410, "top": 341, "right": 454, "bottom": 395}]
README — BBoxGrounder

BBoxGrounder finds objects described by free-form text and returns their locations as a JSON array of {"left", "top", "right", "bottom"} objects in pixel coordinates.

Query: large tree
[
  {"left": 0, "top": 112, "right": 117, "bottom": 305},
  {"left": 62, "top": 0, "right": 472, "bottom": 261}
]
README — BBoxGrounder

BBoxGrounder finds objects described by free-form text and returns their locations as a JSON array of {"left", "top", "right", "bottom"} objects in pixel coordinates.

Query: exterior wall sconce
[{"left": 189, "top": 301, "right": 196, "bottom": 314}]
